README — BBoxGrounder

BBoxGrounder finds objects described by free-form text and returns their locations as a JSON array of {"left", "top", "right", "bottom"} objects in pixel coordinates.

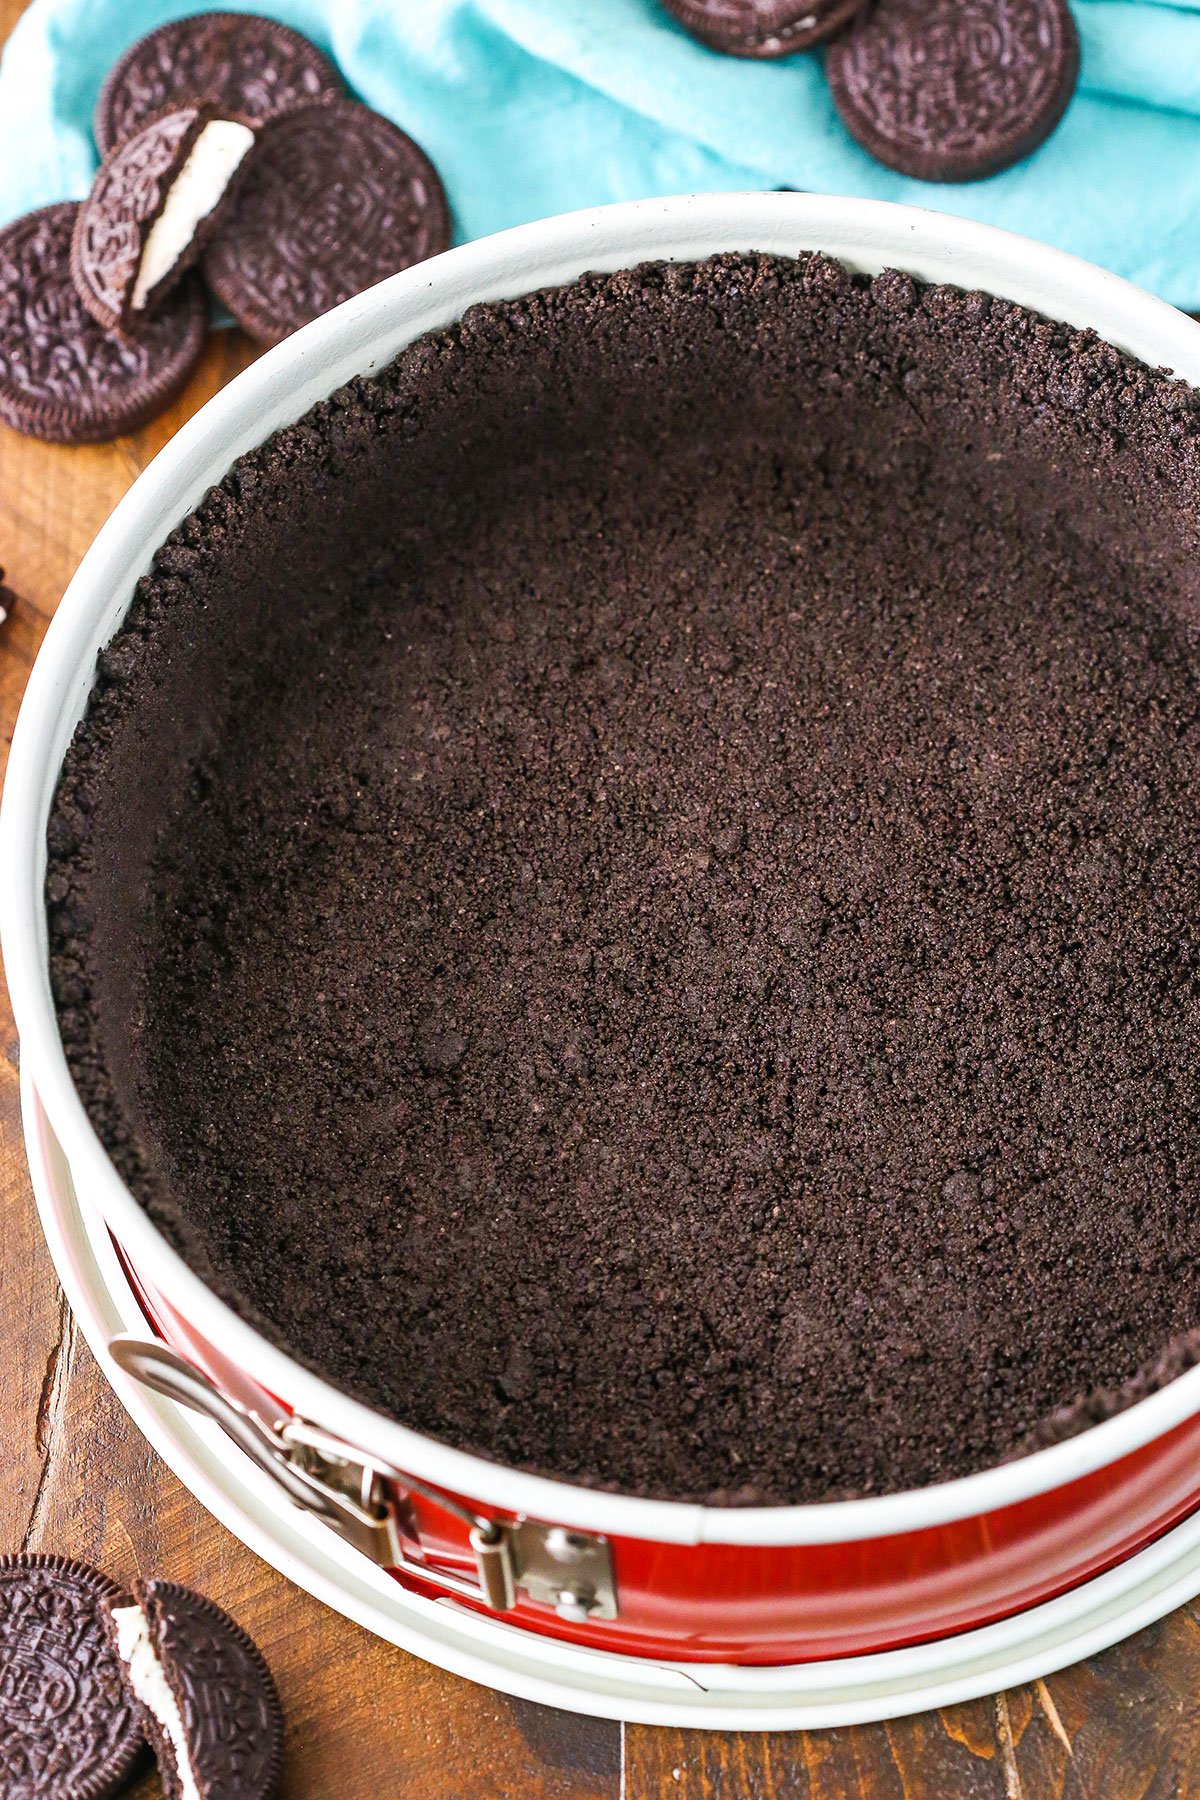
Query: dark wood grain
[{"left": 2, "top": 1, "right": 1200, "bottom": 1789}]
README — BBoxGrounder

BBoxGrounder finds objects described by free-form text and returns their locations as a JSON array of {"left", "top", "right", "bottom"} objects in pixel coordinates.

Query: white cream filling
[
  {"left": 132, "top": 119, "right": 254, "bottom": 310},
  {"left": 111, "top": 1603, "right": 200, "bottom": 1800}
]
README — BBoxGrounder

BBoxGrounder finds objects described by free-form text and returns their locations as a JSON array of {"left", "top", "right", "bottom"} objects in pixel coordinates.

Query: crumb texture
[{"left": 49, "top": 253, "right": 1200, "bottom": 1503}]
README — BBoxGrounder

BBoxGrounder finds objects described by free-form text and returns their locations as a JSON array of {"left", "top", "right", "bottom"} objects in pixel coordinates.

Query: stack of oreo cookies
[
  {"left": 0, "top": 12, "right": 449, "bottom": 444},
  {"left": 664, "top": 0, "right": 1080, "bottom": 184}
]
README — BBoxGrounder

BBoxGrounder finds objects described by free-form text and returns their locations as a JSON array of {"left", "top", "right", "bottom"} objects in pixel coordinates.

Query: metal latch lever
[{"left": 109, "top": 1336, "right": 617, "bottom": 1622}]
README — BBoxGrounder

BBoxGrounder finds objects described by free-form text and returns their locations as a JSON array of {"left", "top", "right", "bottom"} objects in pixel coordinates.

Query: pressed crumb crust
[{"left": 48, "top": 253, "right": 1200, "bottom": 1503}]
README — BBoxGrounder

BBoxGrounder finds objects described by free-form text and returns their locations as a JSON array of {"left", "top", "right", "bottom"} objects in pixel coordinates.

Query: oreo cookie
[
  {"left": 0, "top": 568, "right": 15, "bottom": 628},
  {"left": 0, "top": 1553, "right": 146, "bottom": 1800},
  {"left": 0, "top": 204, "right": 208, "bottom": 442},
  {"left": 72, "top": 104, "right": 255, "bottom": 332},
  {"left": 106, "top": 1580, "right": 282, "bottom": 1800},
  {"left": 825, "top": 0, "right": 1079, "bottom": 182},
  {"left": 203, "top": 99, "right": 450, "bottom": 345},
  {"left": 664, "top": 0, "right": 865, "bottom": 56},
  {"left": 95, "top": 11, "right": 341, "bottom": 155}
]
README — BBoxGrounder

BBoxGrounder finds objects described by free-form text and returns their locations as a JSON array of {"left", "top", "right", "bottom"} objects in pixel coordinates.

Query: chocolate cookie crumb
[{"left": 47, "top": 252, "right": 1200, "bottom": 1503}]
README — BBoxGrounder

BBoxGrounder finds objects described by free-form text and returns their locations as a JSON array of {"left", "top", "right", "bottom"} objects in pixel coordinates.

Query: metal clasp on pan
[{"left": 108, "top": 1336, "right": 617, "bottom": 1623}]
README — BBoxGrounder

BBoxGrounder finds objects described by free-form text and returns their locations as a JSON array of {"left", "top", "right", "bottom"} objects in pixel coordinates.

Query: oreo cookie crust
[
  {"left": 0, "top": 1554, "right": 145, "bottom": 1800},
  {"left": 47, "top": 254, "right": 1200, "bottom": 1505},
  {"left": 72, "top": 105, "right": 255, "bottom": 332},
  {"left": 95, "top": 11, "right": 341, "bottom": 155},
  {"left": 826, "top": 0, "right": 1079, "bottom": 183},
  {"left": 663, "top": 0, "right": 865, "bottom": 56},
  {"left": 0, "top": 204, "right": 207, "bottom": 443},
  {"left": 107, "top": 1581, "right": 282, "bottom": 1800},
  {"left": 203, "top": 99, "right": 450, "bottom": 345}
]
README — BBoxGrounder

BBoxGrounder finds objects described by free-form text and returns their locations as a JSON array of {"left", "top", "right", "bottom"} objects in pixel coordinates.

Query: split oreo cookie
[
  {"left": 0, "top": 204, "right": 208, "bottom": 442},
  {"left": 825, "top": 0, "right": 1079, "bottom": 182},
  {"left": 95, "top": 11, "right": 341, "bottom": 155},
  {"left": 73, "top": 105, "right": 255, "bottom": 333},
  {"left": 106, "top": 1580, "right": 283, "bottom": 1800},
  {"left": 203, "top": 99, "right": 451, "bottom": 345},
  {"left": 0, "top": 1553, "right": 146, "bottom": 1800},
  {"left": 663, "top": 0, "right": 865, "bottom": 56}
]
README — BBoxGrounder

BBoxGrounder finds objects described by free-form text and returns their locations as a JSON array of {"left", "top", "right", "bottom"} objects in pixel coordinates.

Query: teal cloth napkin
[{"left": 2, "top": 0, "right": 1200, "bottom": 307}]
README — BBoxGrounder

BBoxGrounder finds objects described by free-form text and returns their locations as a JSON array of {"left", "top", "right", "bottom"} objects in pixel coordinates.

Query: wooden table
[{"left": 5, "top": 4, "right": 1200, "bottom": 1792}]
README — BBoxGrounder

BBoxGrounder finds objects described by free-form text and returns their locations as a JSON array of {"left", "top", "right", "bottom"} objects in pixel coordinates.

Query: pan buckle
[{"left": 109, "top": 1336, "right": 617, "bottom": 1621}]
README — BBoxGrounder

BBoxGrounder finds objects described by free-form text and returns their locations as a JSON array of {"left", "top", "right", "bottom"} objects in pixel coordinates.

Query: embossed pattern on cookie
[
  {"left": 825, "top": 0, "right": 1079, "bottom": 182},
  {"left": 95, "top": 11, "right": 341, "bottom": 154},
  {"left": 73, "top": 105, "right": 255, "bottom": 332},
  {"left": 0, "top": 1554, "right": 145, "bottom": 1800},
  {"left": 107, "top": 1579, "right": 282, "bottom": 1800},
  {"left": 203, "top": 99, "right": 450, "bottom": 346},
  {"left": 0, "top": 203, "right": 207, "bottom": 442}
]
